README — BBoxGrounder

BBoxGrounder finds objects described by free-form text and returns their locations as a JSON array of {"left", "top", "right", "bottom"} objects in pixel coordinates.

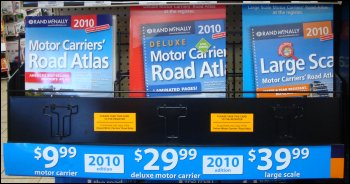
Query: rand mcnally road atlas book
[
  {"left": 243, "top": 5, "right": 334, "bottom": 98},
  {"left": 25, "top": 14, "right": 116, "bottom": 97},
  {"left": 130, "top": 5, "right": 226, "bottom": 97}
]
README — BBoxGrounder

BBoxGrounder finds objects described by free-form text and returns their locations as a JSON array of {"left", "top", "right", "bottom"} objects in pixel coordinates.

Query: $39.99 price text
[{"left": 248, "top": 147, "right": 310, "bottom": 179}]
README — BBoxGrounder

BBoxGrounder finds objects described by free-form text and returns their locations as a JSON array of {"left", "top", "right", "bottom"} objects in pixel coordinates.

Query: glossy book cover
[
  {"left": 243, "top": 5, "right": 334, "bottom": 98},
  {"left": 25, "top": 15, "right": 116, "bottom": 97},
  {"left": 130, "top": 5, "right": 226, "bottom": 97}
]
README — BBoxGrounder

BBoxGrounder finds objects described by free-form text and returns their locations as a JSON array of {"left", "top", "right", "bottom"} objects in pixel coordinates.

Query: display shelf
[
  {"left": 6, "top": 65, "right": 345, "bottom": 145},
  {"left": 5, "top": 63, "right": 347, "bottom": 181},
  {"left": 7, "top": 94, "right": 344, "bottom": 145},
  {"left": 4, "top": 1, "right": 348, "bottom": 182}
]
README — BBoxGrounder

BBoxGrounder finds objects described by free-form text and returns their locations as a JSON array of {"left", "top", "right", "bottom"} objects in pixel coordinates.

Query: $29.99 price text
[{"left": 134, "top": 148, "right": 197, "bottom": 171}]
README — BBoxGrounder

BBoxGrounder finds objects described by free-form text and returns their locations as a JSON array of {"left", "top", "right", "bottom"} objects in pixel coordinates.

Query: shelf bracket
[
  {"left": 273, "top": 104, "right": 304, "bottom": 140},
  {"left": 158, "top": 105, "right": 187, "bottom": 141},
  {"left": 43, "top": 104, "right": 78, "bottom": 140}
]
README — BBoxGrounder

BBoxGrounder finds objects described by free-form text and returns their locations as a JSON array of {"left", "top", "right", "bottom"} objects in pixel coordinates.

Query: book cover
[
  {"left": 1, "top": 1, "right": 14, "bottom": 14},
  {"left": 15, "top": 21, "right": 25, "bottom": 34},
  {"left": 6, "top": 22, "right": 16, "bottom": 35},
  {"left": 243, "top": 5, "right": 334, "bottom": 98},
  {"left": 1, "top": 18, "right": 4, "bottom": 33},
  {"left": 1, "top": 58, "right": 8, "bottom": 72},
  {"left": 130, "top": 5, "right": 226, "bottom": 97},
  {"left": 19, "top": 38, "right": 25, "bottom": 63},
  {"left": 6, "top": 40, "right": 19, "bottom": 63},
  {"left": 25, "top": 15, "right": 116, "bottom": 97}
]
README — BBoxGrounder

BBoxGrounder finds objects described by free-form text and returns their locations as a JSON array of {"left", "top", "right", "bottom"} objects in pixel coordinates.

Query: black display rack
[{"left": 5, "top": 1, "right": 349, "bottom": 183}]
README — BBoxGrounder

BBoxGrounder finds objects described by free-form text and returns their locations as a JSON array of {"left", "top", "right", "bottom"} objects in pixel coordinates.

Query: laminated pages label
[
  {"left": 243, "top": 5, "right": 334, "bottom": 98},
  {"left": 25, "top": 15, "right": 116, "bottom": 97}
]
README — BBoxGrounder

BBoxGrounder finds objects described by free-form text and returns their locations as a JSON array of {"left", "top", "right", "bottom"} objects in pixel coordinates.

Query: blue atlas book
[
  {"left": 243, "top": 5, "right": 334, "bottom": 98},
  {"left": 142, "top": 19, "right": 226, "bottom": 97},
  {"left": 25, "top": 15, "right": 116, "bottom": 97}
]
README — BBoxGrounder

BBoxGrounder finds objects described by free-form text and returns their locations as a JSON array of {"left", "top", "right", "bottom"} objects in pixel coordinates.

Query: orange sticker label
[
  {"left": 94, "top": 113, "right": 136, "bottom": 132},
  {"left": 303, "top": 21, "right": 333, "bottom": 39},
  {"left": 211, "top": 113, "right": 254, "bottom": 132},
  {"left": 257, "top": 84, "right": 310, "bottom": 98}
]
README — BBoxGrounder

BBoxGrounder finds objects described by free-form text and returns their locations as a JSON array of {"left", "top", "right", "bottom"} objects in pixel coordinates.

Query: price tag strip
[{"left": 4, "top": 143, "right": 344, "bottom": 180}]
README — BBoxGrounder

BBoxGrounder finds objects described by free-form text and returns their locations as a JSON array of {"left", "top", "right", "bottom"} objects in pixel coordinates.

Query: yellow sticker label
[
  {"left": 211, "top": 113, "right": 253, "bottom": 132},
  {"left": 94, "top": 113, "right": 136, "bottom": 132}
]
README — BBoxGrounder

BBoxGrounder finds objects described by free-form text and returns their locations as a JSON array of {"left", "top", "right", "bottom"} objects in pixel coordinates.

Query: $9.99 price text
[{"left": 34, "top": 146, "right": 77, "bottom": 168}]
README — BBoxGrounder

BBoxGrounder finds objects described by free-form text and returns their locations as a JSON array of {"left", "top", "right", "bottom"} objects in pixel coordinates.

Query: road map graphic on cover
[
  {"left": 243, "top": 5, "right": 334, "bottom": 98},
  {"left": 142, "top": 19, "right": 226, "bottom": 97},
  {"left": 25, "top": 14, "right": 116, "bottom": 97}
]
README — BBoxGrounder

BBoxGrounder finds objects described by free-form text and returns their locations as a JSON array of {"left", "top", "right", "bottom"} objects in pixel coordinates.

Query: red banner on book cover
[{"left": 25, "top": 72, "right": 71, "bottom": 83}]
